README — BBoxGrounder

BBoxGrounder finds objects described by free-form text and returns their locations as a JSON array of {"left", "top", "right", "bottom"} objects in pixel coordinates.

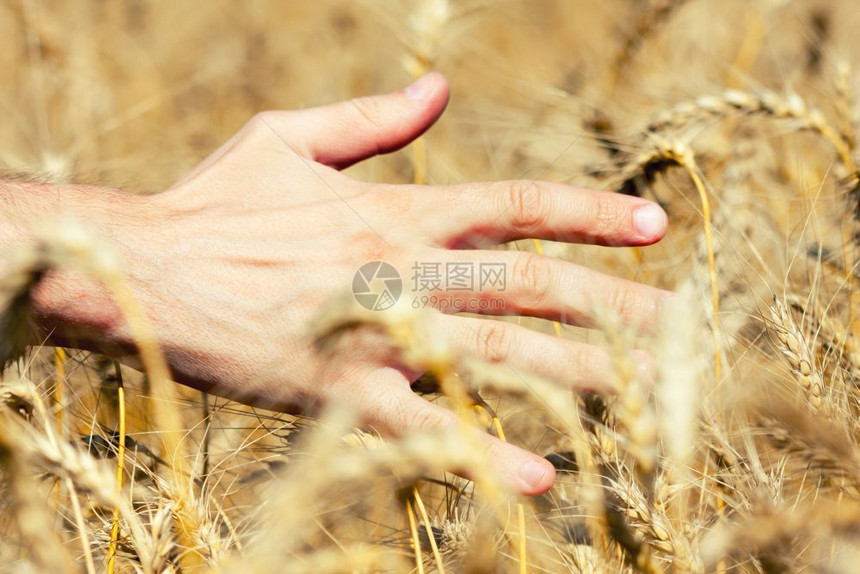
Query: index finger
[{"left": 411, "top": 180, "right": 668, "bottom": 248}]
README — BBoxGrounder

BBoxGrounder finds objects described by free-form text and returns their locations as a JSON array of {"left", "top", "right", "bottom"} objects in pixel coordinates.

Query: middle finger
[{"left": 407, "top": 248, "right": 672, "bottom": 332}]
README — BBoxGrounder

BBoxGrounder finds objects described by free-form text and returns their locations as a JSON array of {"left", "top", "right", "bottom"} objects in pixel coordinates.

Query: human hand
[{"left": 33, "top": 73, "right": 670, "bottom": 495}]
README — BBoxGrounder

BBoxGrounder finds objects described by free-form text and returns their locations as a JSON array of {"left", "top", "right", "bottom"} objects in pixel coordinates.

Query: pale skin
[{"left": 1, "top": 73, "right": 670, "bottom": 495}]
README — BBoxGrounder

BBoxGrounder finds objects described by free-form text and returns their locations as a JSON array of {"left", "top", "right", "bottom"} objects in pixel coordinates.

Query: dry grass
[{"left": 2, "top": 0, "right": 860, "bottom": 571}]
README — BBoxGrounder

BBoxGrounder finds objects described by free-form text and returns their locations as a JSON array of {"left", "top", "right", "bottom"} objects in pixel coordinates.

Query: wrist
[{"left": 0, "top": 180, "right": 167, "bottom": 355}]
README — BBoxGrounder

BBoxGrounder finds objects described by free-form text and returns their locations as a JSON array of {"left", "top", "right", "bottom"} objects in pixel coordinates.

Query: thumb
[{"left": 291, "top": 73, "right": 450, "bottom": 170}]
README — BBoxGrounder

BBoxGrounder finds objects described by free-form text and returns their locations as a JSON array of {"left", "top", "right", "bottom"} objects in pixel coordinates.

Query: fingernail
[
  {"left": 634, "top": 204, "right": 668, "bottom": 238},
  {"left": 405, "top": 73, "right": 436, "bottom": 101},
  {"left": 520, "top": 460, "right": 548, "bottom": 490}
]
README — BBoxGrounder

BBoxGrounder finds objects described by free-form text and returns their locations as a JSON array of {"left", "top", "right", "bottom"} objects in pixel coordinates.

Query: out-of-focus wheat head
[{"left": 4, "top": 0, "right": 860, "bottom": 572}]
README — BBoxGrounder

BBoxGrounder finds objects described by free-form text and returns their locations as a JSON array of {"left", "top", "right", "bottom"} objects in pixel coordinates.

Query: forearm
[{"left": 0, "top": 179, "right": 166, "bottom": 355}]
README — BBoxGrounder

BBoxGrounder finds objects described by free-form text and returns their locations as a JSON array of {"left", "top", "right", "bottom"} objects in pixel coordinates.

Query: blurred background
[{"left": 3, "top": 1, "right": 860, "bottom": 571}]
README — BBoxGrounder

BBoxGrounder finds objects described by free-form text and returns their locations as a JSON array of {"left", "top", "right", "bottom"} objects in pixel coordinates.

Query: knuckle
[
  {"left": 591, "top": 194, "right": 627, "bottom": 240},
  {"left": 504, "top": 180, "right": 550, "bottom": 234},
  {"left": 349, "top": 96, "right": 382, "bottom": 130},
  {"left": 511, "top": 253, "right": 554, "bottom": 308},
  {"left": 606, "top": 283, "right": 640, "bottom": 322},
  {"left": 474, "top": 322, "right": 513, "bottom": 364}
]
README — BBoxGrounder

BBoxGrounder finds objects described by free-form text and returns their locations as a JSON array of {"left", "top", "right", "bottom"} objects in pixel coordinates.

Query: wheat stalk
[
  {"left": 608, "top": 0, "right": 690, "bottom": 89},
  {"left": 834, "top": 60, "right": 857, "bottom": 151},
  {"left": 769, "top": 296, "right": 828, "bottom": 413},
  {"left": 644, "top": 88, "right": 856, "bottom": 173}
]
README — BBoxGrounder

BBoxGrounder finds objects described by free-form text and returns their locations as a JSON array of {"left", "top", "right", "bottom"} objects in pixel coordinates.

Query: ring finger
[{"left": 427, "top": 313, "right": 652, "bottom": 393}]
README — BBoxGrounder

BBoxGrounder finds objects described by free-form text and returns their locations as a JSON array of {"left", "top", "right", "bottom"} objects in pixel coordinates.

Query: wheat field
[{"left": 2, "top": 0, "right": 860, "bottom": 572}]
